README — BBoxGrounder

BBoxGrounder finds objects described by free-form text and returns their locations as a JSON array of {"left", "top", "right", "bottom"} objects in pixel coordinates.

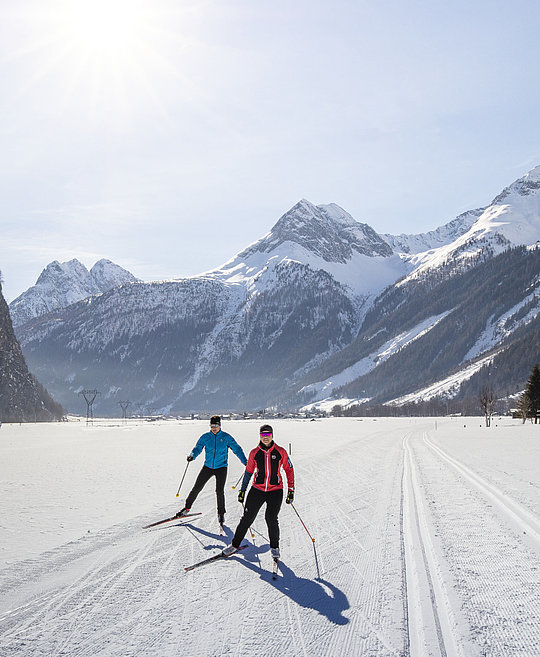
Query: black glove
[
  {"left": 238, "top": 490, "right": 245, "bottom": 504},
  {"left": 187, "top": 455, "right": 194, "bottom": 462},
  {"left": 286, "top": 489, "right": 294, "bottom": 504}
]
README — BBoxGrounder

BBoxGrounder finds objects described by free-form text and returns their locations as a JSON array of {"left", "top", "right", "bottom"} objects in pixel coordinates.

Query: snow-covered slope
[
  {"left": 382, "top": 208, "right": 484, "bottom": 254},
  {"left": 401, "top": 166, "right": 540, "bottom": 280},
  {"left": 297, "top": 245, "right": 540, "bottom": 410},
  {"left": 387, "top": 353, "right": 499, "bottom": 406},
  {"left": 9, "top": 258, "right": 138, "bottom": 326},
  {"left": 299, "top": 311, "right": 452, "bottom": 402}
]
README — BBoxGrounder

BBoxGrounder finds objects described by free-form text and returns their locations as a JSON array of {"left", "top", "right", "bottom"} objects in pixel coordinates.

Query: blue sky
[{"left": 1, "top": 0, "right": 540, "bottom": 301}]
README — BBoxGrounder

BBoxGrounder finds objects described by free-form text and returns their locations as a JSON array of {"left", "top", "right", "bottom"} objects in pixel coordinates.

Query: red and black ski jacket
[{"left": 241, "top": 441, "right": 294, "bottom": 493}]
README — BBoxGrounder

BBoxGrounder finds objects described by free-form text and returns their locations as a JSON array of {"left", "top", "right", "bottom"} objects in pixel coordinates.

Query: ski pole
[
  {"left": 290, "top": 503, "right": 315, "bottom": 543},
  {"left": 242, "top": 502, "right": 255, "bottom": 540},
  {"left": 232, "top": 473, "right": 243, "bottom": 490},
  {"left": 175, "top": 461, "right": 190, "bottom": 498}
]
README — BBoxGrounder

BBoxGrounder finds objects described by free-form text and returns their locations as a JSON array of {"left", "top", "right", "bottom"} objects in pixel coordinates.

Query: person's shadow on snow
[
  {"left": 240, "top": 554, "right": 349, "bottom": 626},
  {"left": 181, "top": 526, "right": 349, "bottom": 625}
]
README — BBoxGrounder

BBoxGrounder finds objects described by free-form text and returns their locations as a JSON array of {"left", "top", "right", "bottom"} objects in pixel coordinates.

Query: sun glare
[
  {"left": 11, "top": 1, "right": 188, "bottom": 120},
  {"left": 62, "top": 0, "right": 146, "bottom": 58},
  {"left": 33, "top": 0, "right": 173, "bottom": 118}
]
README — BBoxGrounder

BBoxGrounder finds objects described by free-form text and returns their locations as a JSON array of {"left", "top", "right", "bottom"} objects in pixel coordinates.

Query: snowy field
[{"left": 1, "top": 417, "right": 539, "bottom": 657}]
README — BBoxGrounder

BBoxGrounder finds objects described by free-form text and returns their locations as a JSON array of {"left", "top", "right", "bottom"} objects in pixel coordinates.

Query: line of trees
[{"left": 329, "top": 363, "right": 540, "bottom": 423}]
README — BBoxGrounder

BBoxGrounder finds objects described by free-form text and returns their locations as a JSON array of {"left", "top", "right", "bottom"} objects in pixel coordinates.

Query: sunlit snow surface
[{"left": 1, "top": 418, "right": 539, "bottom": 656}]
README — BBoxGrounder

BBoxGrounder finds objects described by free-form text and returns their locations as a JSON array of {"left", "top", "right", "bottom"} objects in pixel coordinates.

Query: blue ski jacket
[{"left": 190, "top": 430, "right": 247, "bottom": 469}]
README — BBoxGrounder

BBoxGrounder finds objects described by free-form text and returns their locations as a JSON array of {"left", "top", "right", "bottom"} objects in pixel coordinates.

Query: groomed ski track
[{"left": 1, "top": 418, "right": 539, "bottom": 656}]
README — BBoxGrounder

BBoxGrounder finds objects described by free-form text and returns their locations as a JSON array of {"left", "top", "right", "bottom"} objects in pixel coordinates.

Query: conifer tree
[
  {"left": 524, "top": 363, "right": 540, "bottom": 424},
  {"left": 516, "top": 391, "right": 530, "bottom": 424}
]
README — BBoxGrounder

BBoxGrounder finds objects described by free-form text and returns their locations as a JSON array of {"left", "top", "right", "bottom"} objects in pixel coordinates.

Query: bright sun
[
  {"left": 62, "top": 0, "right": 147, "bottom": 59},
  {"left": 29, "top": 0, "right": 173, "bottom": 117}
]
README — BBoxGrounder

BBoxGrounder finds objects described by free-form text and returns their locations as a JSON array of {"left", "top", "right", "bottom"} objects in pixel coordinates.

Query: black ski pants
[
  {"left": 185, "top": 466, "right": 228, "bottom": 515},
  {"left": 232, "top": 487, "right": 283, "bottom": 549}
]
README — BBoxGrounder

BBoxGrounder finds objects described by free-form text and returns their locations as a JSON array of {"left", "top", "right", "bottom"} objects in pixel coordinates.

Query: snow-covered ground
[{"left": 1, "top": 417, "right": 539, "bottom": 656}]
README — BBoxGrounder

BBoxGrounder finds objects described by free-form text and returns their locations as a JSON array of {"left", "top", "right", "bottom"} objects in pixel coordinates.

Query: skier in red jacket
[{"left": 222, "top": 424, "right": 294, "bottom": 559}]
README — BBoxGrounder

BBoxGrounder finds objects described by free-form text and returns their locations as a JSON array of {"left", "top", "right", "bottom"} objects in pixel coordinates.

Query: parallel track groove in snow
[
  {"left": 423, "top": 434, "right": 540, "bottom": 548},
  {"left": 402, "top": 434, "right": 465, "bottom": 657},
  {"left": 414, "top": 427, "right": 540, "bottom": 656}
]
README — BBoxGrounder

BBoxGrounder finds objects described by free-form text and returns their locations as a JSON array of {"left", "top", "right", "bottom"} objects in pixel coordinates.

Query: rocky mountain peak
[
  {"left": 36, "top": 259, "right": 97, "bottom": 290},
  {"left": 9, "top": 258, "right": 138, "bottom": 327},
  {"left": 90, "top": 259, "right": 138, "bottom": 291},
  {"left": 491, "top": 165, "right": 540, "bottom": 205},
  {"left": 240, "top": 199, "right": 393, "bottom": 264}
]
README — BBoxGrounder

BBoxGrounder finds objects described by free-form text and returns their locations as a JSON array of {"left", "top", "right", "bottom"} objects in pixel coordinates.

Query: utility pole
[
  {"left": 118, "top": 400, "right": 131, "bottom": 421},
  {"left": 79, "top": 390, "right": 100, "bottom": 424}
]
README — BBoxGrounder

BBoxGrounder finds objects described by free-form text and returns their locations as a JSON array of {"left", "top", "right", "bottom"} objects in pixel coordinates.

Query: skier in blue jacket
[{"left": 176, "top": 415, "right": 247, "bottom": 525}]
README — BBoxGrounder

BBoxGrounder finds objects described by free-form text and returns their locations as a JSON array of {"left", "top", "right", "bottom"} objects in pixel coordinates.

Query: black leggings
[
  {"left": 185, "top": 466, "right": 228, "bottom": 515},
  {"left": 232, "top": 487, "right": 283, "bottom": 549}
]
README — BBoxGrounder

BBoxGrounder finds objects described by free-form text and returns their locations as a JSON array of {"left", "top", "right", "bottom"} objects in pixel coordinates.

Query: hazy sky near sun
[{"left": 1, "top": 0, "right": 540, "bottom": 301}]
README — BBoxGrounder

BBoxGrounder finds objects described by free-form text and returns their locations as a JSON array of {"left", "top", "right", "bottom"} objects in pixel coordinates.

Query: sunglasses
[
  {"left": 260, "top": 432, "right": 272, "bottom": 437},
  {"left": 210, "top": 424, "right": 220, "bottom": 428}
]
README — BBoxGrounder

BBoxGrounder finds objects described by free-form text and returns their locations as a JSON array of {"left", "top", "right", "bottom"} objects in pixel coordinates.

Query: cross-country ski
[
  {"left": 184, "top": 545, "right": 248, "bottom": 572},
  {"left": 142, "top": 512, "right": 202, "bottom": 529}
]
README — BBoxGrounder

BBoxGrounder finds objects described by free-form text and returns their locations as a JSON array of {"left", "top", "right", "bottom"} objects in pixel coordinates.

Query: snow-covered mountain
[
  {"left": 398, "top": 166, "right": 540, "bottom": 281},
  {"left": 271, "top": 167, "right": 540, "bottom": 410},
  {"left": 205, "top": 199, "right": 408, "bottom": 298},
  {"left": 13, "top": 166, "right": 540, "bottom": 415},
  {"left": 87, "top": 259, "right": 139, "bottom": 292},
  {"left": 17, "top": 264, "right": 361, "bottom": 414},
  {"left": 382, "top": 208, "right": 484, "bottom": 254},
  {"left": 15, "top": 202, "right": 405, "bottom": 414},
  {"left": 9, "top": 259, "right": 138, "bottom": 326},
  {"left": 297, "top": 245, "right": 540, "bottom": 412}
]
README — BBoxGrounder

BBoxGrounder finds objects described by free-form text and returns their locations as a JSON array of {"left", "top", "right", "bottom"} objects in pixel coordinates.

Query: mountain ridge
[
  {"left": 12, "top": 165, "right": 540, "bottom": 415},
  {"left": 9, "top": 258, "right": 139, "bottom": 326}
]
